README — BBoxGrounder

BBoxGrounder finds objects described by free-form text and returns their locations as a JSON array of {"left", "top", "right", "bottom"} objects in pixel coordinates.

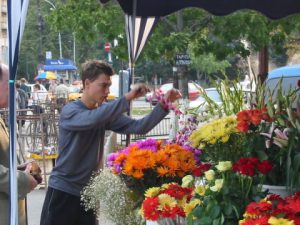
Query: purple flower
[
  {"left": 107, "top": 153, "right": 118, "bottom": 162},
  {"left": 136, "top": 139, "right": 159, "bottom": 152}
]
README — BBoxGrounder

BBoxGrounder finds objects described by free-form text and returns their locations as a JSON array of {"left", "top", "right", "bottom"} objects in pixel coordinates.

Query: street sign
[
  {"left": 46, "top": 51, "right": 52, "bottom": 59},
  {"left": 104, "top": 42, "right": 111, "bottom": 52},
  {"left": 175, "top": 54, "right": 191, "bottom": 65}
]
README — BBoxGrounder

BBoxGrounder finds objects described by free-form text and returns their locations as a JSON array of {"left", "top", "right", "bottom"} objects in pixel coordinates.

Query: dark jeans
[{"left": 40, "top": 187, "right": 96, "bottom": 225}]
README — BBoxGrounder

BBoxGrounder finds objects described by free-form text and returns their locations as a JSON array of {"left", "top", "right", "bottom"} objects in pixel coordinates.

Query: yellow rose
[
  {"left": 195, "top": 185, "right": 206, "bottom": 196},
  {"left": 210, "top": 179, "right": 224, "bottom": 192},
  {"left": 184, "top": 199, "right": 201, "bottom": 215},
  {"left": 216, "top": 161, "right": 232, "bottom": 172},
  {"left": 182, "top": 175, "right": 194, "bottom": 187},
  {"left": 204, "top": 170, "right": 215, "bottom": 181}
]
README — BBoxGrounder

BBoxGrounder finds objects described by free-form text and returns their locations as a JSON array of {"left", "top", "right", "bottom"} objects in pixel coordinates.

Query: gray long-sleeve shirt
[{"left": 49, "top": 97, "right": 168, "bottom": 196}]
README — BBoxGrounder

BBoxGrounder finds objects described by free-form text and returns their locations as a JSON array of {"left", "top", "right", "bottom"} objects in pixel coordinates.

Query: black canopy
[{"left": 100, "top": 0, "right": 300, "bottom": 19}]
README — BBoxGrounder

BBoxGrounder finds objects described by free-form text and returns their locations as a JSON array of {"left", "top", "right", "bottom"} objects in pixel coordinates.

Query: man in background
[
  {"left": 20, "top": 78, "right": 31, "bottom": 99},
  {"left": 55, "top": 79, "right": 69, "bottom": 113}
]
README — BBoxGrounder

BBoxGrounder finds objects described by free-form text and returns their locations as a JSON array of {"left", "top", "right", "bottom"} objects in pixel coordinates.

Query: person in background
[
  {"left": 48, "top": 80, "right": 58, "bottom": 97},
  {"left": 16, "top": 81, "right": 28, "bottom": 127},
  {"left": 31, "top": 84, "right": 48, "bottom": 106},
  {"left": 40, "top": 60, "right": 182, "bottom": 225},
  {"left": 55, "top": 79, "right": 69, "bottom": 113},
  {"left": 20, "top": 78, "right": 31, "bottom": 99},
  {"left": 0, "top": 63, "right": 38, "bottom": 225}
]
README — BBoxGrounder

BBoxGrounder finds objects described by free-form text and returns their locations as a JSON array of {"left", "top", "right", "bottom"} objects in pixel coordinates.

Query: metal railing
[{"left": 120, "top": 117, "right": 171, "bottom": 145}]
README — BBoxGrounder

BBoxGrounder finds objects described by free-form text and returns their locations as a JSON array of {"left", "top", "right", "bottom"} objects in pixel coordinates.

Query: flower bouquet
[
  {"left": 107, "top": 139, "right": 201, "bottom": 204},
  {"left": 187, "top": 158, "right": 272, "bottom": 224},
  {"left": 81, "top": 167, "right": 143, "bottom": 225},
  {"left": 141, "top": 182, "right": 197, "bottom": 225},
  {"left": 240, "top": 192, "right": 300, "bottom": 225},
  {"left": 189, "top": 114, "right": 270, "bottom": 163}
]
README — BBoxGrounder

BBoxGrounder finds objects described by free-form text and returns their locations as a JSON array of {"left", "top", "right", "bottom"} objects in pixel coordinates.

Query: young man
[
  {"left": 40, "top": 60, "right": 181, "bottom": 225},
  {"left": 0, "top": 63, "right": 38, "bottom": 225}
]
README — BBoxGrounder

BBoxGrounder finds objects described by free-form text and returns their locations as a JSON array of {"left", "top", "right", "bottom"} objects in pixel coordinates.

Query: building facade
[{"left": 0, "top": 0, "right": 7, "bottom": 63}]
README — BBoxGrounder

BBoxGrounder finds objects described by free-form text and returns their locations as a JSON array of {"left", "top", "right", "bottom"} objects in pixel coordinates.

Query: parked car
[
  {"left": 189, "top": 87, "right": 222, "bottom": 109},
  {"left": 146, "top": 82, "right": 201, "bottom": 105},
  {"left": 266, "top": 64, "right": 300, "bottom": 106},
  {"left": 188, "top": 87, "right": 253, "bottom": 111}
]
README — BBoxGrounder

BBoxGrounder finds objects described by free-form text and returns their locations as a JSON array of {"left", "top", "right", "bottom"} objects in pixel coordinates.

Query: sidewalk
[
  {"left": 26, "top": 188, "right": 113, "bottom": 225},
  {"left": 27, "top": 188, "right": 45, "bottom": 225}
]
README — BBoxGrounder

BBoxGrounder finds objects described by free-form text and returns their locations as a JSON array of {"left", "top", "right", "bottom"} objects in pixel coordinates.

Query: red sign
[{"left": 104, "top": 42, "right": 110, "bottom": 52}]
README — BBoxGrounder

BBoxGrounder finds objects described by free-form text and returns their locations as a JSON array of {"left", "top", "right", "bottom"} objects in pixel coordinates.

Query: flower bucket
[
  {"left": 261, "top": 185, "right": 290, "bottom": 198},
  {"left": 146, "top": 217, "right": 187, "bottom": 225}
]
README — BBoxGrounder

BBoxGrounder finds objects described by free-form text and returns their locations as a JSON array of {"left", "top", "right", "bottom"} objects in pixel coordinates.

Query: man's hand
[
  {"left": 125, "top": 83, "right": 150, "bottom": 101},
  {"left": 24, "top": 163, "right": 38, "bottom": 191},
  {"left": 164, "top": 89, "right": 182, "bottom": 103}
]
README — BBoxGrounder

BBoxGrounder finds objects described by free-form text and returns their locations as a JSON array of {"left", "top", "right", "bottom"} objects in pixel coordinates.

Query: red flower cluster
[
  {"left": 192, "top": 163, "right": 211, "bottom": 177},
  {"left": 298, "top": 80, "right": 300, "bottom": 88},
  {"left": 160, "top": 183, "right": 192, "bottom": 200},
  {"left": 141, "top": 183, "right": 193, "bottom": 221},
  {"left": 237, "top": 108, "right": 271, "bottom": 132},
  {"left": 232, "top": 157, "right": 272, "bottom": 177},
  {"left": 240, "top": 192, "right": 300, "bottom": 224}
]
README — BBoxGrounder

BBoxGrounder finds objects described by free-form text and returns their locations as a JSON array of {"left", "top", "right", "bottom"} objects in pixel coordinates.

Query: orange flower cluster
[
  {"left": 113, "top": 143, "right": 197, "bottom": 179},
  {"left": 237, "top": 108, "right": 271, "bottom": 132}
]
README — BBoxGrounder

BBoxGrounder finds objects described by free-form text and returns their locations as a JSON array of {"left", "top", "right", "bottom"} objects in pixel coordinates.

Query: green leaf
[
  {"left": 256, "top": 150, "right": 268, "bottom": 161},
  {"left": 213, "top": 218, "right": 220, "bottom": 225},
  {"left": 267, "top": 101, "right": 274, "bottom": 118},
  {"left": 198, "top": 217, "right": 213, "bottom": 225},
  {"left": 293, "top": 153, "right": 300, "bottom": 173},
  {"left": 223, "top": 203, "right": 233, "bottom": 216},
  {"left": 193, "top": 205, "right": 204, "bottom": 217},
  {"left": 210, "top": 205, "right": 221, "bottom": 219}
]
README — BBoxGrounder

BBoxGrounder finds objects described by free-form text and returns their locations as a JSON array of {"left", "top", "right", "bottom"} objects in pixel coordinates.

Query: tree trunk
[{"left": 258, "top": 46, "right": 269, "bottom": 83}]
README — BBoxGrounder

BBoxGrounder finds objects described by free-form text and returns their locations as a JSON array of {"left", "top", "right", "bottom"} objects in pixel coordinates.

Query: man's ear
[{"left": 84, "top": 79, "right": 91, "bottom": 88}]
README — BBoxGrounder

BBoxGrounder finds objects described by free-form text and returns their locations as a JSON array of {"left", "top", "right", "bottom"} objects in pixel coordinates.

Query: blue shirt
[{"left": 49, "top": 97, "right": 168, "bottom": 196}]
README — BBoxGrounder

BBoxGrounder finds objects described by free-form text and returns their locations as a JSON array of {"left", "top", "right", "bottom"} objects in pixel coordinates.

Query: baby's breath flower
[{"left": 81, "top": 168, "right": 143, "bottom": 225}]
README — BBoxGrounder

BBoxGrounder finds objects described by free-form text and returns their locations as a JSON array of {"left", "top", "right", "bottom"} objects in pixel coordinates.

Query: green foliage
[
  {"left": 188, "top": 163, "right": 267, "bottom": 225},
  {"left": 265, "top": 85, "right": 300, "bottom": 191},
  {"left": 189, "top": 77, "right": 250, "bottom": 119},
  {"left": 190, "top": 53, "right": 230, "bottom": 77}
]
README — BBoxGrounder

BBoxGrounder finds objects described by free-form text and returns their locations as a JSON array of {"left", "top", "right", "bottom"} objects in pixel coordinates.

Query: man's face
[
  {"left": 84, "top": 74, "right": 112, "bottom": 105},
  {"left": 0, "top": 64, "right": 9, "bottom": 108}
]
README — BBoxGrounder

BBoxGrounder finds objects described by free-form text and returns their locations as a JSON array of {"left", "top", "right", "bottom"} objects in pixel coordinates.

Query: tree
[{"left": 25, "top": 1, "right": 300, "bottom": 84}]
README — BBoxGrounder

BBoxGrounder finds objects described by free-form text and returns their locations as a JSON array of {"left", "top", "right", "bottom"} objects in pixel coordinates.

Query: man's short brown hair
[{"left": 81, "top": 60, "right": 114, "bottom": 88}]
